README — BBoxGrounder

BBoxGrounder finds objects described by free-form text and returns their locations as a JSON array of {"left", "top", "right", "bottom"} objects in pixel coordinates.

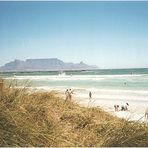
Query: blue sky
[{"left": 0, "top": 1, "right": 148, "bottom": 68}]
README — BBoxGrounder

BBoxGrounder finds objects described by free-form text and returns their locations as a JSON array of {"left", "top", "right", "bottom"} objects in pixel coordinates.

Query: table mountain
[{"left": 0, "top": 58, "right": 98, "bottom": 72}]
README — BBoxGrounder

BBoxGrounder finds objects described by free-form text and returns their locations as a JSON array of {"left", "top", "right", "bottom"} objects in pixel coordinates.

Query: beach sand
[
  {"left": 59, "top": 90, "right": 148, "bottom": 123},
  {"left": 15, "top": 86, "right": 148, "bottom": 123}
]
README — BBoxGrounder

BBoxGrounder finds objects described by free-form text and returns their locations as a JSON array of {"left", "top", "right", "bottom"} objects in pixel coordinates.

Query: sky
[{"left": 0, "top": 1, "right": 148, "bottom": 69}]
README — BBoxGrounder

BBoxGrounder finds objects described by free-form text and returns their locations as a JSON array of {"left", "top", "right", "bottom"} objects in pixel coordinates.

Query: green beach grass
[{"left": 0, "top": 80, "right": 148, "bottom": 147}]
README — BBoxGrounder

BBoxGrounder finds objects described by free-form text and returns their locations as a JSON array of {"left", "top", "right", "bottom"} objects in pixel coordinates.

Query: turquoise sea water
[
  {"left": 1, "top": 68, "right": 148, "bottom": 91},
  {"left": 2, "top": 68, "right": 148, "bottom": 76}
]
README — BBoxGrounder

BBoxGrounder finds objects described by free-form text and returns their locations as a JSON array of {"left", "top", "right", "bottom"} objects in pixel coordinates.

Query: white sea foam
[
  {"left": 26, "top": 85, "right": 148, "bottom": 95},
  {"left": 5, "top": 76, "right": 105, "bottom": 81},
  {"left": 4, "top": 74, "right": 144, "bottom": 81}
]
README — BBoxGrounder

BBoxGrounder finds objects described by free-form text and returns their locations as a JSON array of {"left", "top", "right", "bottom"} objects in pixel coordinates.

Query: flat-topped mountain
[{"left": 0, "top": 58, "right": 98, "bottom": 72}]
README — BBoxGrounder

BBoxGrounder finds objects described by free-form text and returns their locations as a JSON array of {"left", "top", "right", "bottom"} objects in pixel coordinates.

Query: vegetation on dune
[{"left": 0, "top": 80, "right": 148, "bottom": 147}]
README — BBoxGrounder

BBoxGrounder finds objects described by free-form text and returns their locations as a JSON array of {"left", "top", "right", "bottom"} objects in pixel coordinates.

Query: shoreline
[{"left": 27, "top": 86, "right": 148, "bottom": 123}]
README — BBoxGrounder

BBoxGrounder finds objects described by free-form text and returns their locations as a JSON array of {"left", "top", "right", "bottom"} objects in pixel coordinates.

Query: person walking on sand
[
  {"left": 69, "top": 89, "right": 73, "bottom": 101},
  {"left": 89, "top": 91, "right": 92, "bottom": 100}
]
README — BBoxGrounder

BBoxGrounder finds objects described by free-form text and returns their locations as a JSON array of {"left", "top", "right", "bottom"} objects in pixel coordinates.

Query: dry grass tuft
[{"left": 0, "top": 80, "right": 148, "bottom": 146}]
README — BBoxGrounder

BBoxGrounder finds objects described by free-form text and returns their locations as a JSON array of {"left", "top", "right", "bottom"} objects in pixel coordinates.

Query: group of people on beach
[
  {"left": 65, "top": 89, "right": 74, "bottom": 102},
  {"left": 114, "top": 103, "right": 129, "bottom": 112}
]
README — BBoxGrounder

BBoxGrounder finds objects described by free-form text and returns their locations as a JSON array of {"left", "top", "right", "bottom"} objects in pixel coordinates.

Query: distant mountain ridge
[{"left": 0, "top": 58, "right": 98, "bottom": 72}]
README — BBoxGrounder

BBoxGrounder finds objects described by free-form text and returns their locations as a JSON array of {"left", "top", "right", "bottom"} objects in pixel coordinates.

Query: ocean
[{"left": 2, "top": 68, "right": 148, "bottom": 91}]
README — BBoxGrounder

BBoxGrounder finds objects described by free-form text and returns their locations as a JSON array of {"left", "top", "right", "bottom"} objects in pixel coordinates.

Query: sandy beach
[
  {"left": 8, "top": 82, "right": 148, "bottom": 123},
  {"left": 58, "top": 89, "right": 148, "bottom": 123}
]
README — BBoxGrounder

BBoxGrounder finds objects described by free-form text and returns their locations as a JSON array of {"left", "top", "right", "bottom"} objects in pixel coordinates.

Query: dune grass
[{"left": 0, "top": 80, "right": 148, "bottom": 147}]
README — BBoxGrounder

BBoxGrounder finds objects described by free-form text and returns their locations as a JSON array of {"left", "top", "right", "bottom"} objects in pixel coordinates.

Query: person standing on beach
[
  {"left": 114, "top": 105, "right": 119, "bottom": 111},
  {"left": 69, "top": 89, "right": 73, "bottom": 101},
  {"left": 89, "top": 91, "right": 92, "bottom": 100}
]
